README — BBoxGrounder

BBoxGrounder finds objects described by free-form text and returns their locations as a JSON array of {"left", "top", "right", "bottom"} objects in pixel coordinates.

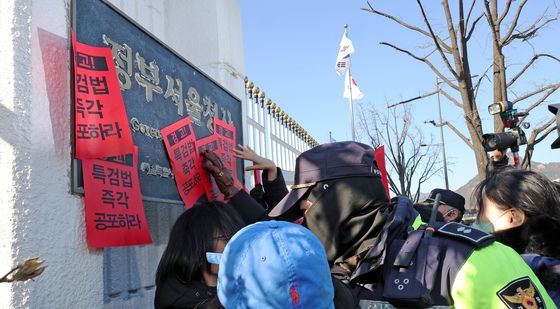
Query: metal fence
[{"left": 244, "top": 79, "right": 318, "bottom": 187}]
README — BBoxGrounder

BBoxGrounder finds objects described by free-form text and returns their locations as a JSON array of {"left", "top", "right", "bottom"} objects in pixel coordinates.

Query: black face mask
[
  {"left": 413, "top": 204, "right": 445, "bottom": 223},
  {"left": 302, "top": 176, "right": 389, "bottom": 265},
  {"left": 493, "top": 225, "right": 528, "bottom": 254}
]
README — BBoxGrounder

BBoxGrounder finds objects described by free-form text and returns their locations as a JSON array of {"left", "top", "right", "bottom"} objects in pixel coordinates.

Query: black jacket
[
  {"left": 154, "top": 277, "right": 216, "bottom": 309},
  {"left": 228, "top": 168, "right": 360, "bottom": 308},
  {"left": 485, "top": 154, "right": 510, "bottom": 177},
  {"left": 228, "top": 168, "right": 287, "bottom": 225}
]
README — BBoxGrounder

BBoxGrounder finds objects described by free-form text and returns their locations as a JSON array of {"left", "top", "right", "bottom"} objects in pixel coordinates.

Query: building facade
[{"left": 0, "top": 0, "right": 315, "bottom": 307}]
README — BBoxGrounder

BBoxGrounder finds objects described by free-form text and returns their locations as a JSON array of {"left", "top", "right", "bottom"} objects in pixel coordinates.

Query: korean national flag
[
  {"left": 335, "top": 31, "right": 355, "bottom": 76},
  {"left": 344, "top": 71, "right": 364, "bottom": 100}
]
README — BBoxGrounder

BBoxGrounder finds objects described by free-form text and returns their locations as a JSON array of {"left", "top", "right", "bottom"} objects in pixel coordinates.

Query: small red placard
[{"left": 161, "top": 116, "right": 208, "bottom": 208}]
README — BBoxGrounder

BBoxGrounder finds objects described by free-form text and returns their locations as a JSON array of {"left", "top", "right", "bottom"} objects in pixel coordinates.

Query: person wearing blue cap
[{"left": 208, "top": 221, "right": 335, "bottom": 309}]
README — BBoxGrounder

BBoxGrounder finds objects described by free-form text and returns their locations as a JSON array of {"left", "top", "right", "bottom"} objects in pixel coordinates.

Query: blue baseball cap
[{"left": 216, "top": 221, "right": 335, "bottom": 309}]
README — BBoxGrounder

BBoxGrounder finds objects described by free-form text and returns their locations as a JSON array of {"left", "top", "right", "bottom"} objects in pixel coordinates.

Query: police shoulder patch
[
  {"left": 436, "top": 222, "right": 495, "bottom": 247},
  {"left": 497, "top": 276, "right": 546, "bottom": 309}
]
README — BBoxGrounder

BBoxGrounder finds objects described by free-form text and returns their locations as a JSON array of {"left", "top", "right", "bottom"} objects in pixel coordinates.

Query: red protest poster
[
  {"left": 196, "top": 135, "right": 225, "bottom": 202},
  {"left": 374, "top": 146, "right": 390, "bottom": 199},
  {"left": 213, "top": 118, "right": 237, "bottom": 175},
  {"left": 161, "top": 116, "right": 208, "bottom": 208},
  {"left": 196, "top": 129, "right": 247, "bottom": 201},
  {"left": 82, "top": 147, "right": 152, "bottom": 248},
  {"left": 72, "top": 33, "right": 134, "bottom": 159}
]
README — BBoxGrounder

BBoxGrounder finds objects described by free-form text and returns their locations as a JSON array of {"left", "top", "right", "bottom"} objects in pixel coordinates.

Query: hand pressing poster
[{"left": 161, "top": 117, "right": 208, "bottom": 208}]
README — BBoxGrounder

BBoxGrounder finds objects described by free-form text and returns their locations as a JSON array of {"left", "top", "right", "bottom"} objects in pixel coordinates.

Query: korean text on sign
[
  {"left": 213, "top": 118, "right": 237, "bottom": 175},
  {"left": 196, "top": 119, "right": 246, "bottom": 201},
  {"left": 82, "top": 147, "right": 152, "bottom": 248},
  {"left": 161, "top": 116, "right": 209, "bottom": 208},
  {"left": 196, "top": 135, "right": 225, "bottom": 202},
  {"left": 72, "top": 33, "right": 134, "bottom": 159}
]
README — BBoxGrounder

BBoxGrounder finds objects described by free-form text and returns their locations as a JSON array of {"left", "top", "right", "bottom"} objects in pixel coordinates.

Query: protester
[
  {"left": 486, "top": 148, "right": 510, "bottom": 177},
  {"left": 202, "top": 141, "right": 555, "bottom": 308},
  {"left": 212, "top": 221, "right": 335, "bottom": 308},
  {"left": 226, "top": 144, "right": 360, "bottom": 308},
  {"left": 154, "top": 202, "right": 245, "bottom": 309},
  {"left": 473, "top": 168, "right": 560, "bottom": 305},
  {"left": 203, "top": 141, "right": 392, "bottom": 270},
  {"left": 416, "top": 188, "right": 465, "bottom": 223}
]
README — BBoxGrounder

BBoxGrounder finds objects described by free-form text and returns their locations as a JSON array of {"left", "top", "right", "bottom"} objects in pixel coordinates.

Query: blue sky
[{"left": 239, "top": 0, "right": 560, "bottom": 191}]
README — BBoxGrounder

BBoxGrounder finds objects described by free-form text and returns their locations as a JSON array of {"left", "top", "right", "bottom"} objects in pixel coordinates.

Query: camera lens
[{"left": 482, "top": 132, "right": 517, "bottom": 152}]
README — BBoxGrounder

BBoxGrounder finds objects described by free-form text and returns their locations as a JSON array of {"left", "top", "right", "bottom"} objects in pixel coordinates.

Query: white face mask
[{"left": 471, "top": 209, "right": 510, "bottom": 234}]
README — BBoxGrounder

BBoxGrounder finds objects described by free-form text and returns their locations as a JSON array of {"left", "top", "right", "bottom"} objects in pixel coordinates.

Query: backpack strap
[
  {"left": 435, "top": 222, "right": 495, "bottom": 248},
  {"left": 349, "top": 196, "right": 419, "bottom": 284}
]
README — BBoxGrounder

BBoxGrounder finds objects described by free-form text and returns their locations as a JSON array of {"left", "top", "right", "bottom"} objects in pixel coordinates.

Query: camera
[
  {"left": 482, "top": 128, "right": 527, "bottom": 152},
  {"left": 482, "top": 101, "right": 528, "bottom": 152}
]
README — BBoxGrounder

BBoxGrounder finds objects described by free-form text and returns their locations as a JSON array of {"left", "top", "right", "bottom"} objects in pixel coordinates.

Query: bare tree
[
  {"left": 358, "top": 104, "right": 442, "bottom": 202},
  {"left": 483, "top": 0, "right": 560, "bottom": 167},
  {"left": 363, "top": 0, "right": 560, "bottom": 178}
]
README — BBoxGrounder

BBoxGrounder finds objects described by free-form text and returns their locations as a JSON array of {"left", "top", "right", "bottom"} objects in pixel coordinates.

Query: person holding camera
[{"left": 486, "top": 148, "right": 510, "bottom": 177}]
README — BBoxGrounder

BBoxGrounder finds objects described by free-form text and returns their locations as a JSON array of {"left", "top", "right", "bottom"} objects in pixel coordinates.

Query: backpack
[{"left": 349, "top": 196, "right": 495, "bottom": 308}]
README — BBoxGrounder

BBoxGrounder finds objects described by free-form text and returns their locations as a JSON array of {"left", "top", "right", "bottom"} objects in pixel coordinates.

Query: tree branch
[
  {"left": 363, "top": 1, "right": 452, "bottom": 52},
  {"left": 511, "top": 83, "right": 560, "bottom": 105},
  {"left": 522, "top": 117, "right": 557, "bottom": 168},
  {"left": 466, "top": 13, "right": 484, "bottom": 41},
  {"left": 444, "top": 121, "right": 474, "bottom": 149},
  {"left": 379, "top": 42, "right": 460, "bottom": 91},
  {"left": 497, "top": 0, "right": 514, "bottom": 24},
  {"left": 523, "top": 85, "right": 560, "bottom": 114},
  {"left": 503, "top": 15, "right": 557, "bottom": 46},
  {"left": 358, "top": 103, "right": 441, "bottom": 199},
  {"left": 474, "top": 64, "right": 493, "bottom": 99},
  {"left": 386, "top": 90, "right": 439, "bottom": 108},
  {"left": 465, "top": 0, "right": 477, "bottom": 27},
  {"left": 507, "top": 54, "right": 560, "bottom": 87},
  {"left": 417, "top": 0, "right": 459, "bottom": 80},
  {"left": 500, "top": 0, "right": 529, "bottom": 45},
  {"left": 440, "top": 89, "right": 463, "bottom": 108}
]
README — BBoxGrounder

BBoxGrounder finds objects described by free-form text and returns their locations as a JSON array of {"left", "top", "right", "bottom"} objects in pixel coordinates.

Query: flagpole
[{"left": 345, "top": 24, "right": 356, "bottom": 141}]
